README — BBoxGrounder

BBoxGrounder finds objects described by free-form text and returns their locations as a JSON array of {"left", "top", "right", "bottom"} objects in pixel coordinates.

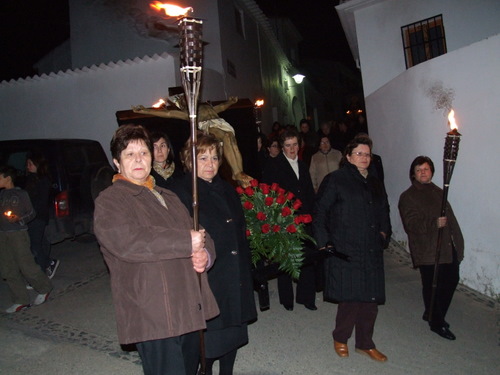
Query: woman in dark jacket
[
  {"left": 313, "top": 135, "right": 391, "bottom": 362},
  {"left": 25, "top": 151, "right": 59, "bottom": 277},
  {"left": 150, "top": 131, "right": 179, "bottom": 188},
  {"left": 171, "top": 133, "right": 257, "bottom": 375},
  {"left": 398, "top": 156, "right": 464, "bottom": 341}
]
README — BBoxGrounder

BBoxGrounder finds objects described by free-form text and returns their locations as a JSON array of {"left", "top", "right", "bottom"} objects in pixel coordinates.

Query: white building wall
[
  {"left": 0, "top": 54, "right": 177, "bottom": 162},
  {"left": 367, "top": 34, "right": 500, "bottom": 298},
  {"left": 352, "top": 0, "right": 500, "bottom": 96}
]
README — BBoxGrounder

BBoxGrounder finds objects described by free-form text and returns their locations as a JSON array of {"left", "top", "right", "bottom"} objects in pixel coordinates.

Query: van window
[{"left": 62, "top": 145, "right": 87, "bottom": 174}]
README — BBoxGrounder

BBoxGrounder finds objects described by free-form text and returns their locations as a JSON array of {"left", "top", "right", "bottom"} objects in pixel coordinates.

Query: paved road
[{"left": 1, "top": 236, "right": 498, "bottom": 374}]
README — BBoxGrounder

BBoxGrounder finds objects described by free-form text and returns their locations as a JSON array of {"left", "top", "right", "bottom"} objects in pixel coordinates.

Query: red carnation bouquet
[{"left": 236, "top": 179, "right": 315, "bottom": 279}]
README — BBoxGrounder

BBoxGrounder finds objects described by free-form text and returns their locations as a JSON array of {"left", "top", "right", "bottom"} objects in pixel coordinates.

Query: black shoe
[
  {"left": 304, "top": 303, "right": 317, "bottom": 311},
  {"left": 422, "top": 312, "right": 450, "bottom": 328},
  {"left": 257, "top": 284, "right": 270, "bottom": 311},
  {"left": 431, "top": 326, "right": 456, "bottom": 340},
  {"left": 283, "top": 304, "right": 294, "bottom": 311}
]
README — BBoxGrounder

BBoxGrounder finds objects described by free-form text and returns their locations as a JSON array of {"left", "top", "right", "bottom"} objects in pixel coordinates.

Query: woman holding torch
[
  {"left": 94, "top": 124, "right": 219, "bottom": 375},
  {"left": 398, "top": 156, "right": 464, "bottom": 340}
]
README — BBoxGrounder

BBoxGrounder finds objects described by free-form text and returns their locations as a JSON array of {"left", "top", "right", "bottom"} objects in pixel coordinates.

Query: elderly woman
[
  {"left": 170, "top": 133, "right": 257, "bottom": 375},
  {"left": 93, "top": 124, "right": 219, "bottom": 375},
  {"left": 398, "top": 156, "right": 464, "bottom": 341},
  {"left": 150, "top": 131, "right": 178, "bottom": 188},
  {"left": 313, "top": 135, "right": 391, "bottom": 362}
]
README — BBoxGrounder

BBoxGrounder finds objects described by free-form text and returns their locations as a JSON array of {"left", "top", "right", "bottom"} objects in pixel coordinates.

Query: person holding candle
[
  {"left": 0, "top": 165, "right": 53, "bottom": 313},
  {"left": 170, "top": 133, "right": 257, "bottom": 375},
  {"left": 313, "top": 135, "right": 391, "bottom": 362},
  {"left": 398, "top": 156, "right": 464, "bottom": 340},
  {"left": 93, "top": 124, "right": 219, "bottom": 375}
]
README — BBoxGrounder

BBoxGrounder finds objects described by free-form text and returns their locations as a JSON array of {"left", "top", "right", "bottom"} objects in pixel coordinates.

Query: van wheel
[{"left": 91, "top": 166, "right": 115, "bottom": 200}]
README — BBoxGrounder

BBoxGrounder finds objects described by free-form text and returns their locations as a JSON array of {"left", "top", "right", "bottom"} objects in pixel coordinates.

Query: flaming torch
[
  {"left": 150, "top": 3, "right": 206, "bottom": 372},
  {"left": 150, "top": 2, "right": 203, "bottom": 230},
  {"left": 428, "top": 109, "right": 462, "bottom": 323},
  {"left": 254, "top": 99, "right": 264, "bottom": 132}
]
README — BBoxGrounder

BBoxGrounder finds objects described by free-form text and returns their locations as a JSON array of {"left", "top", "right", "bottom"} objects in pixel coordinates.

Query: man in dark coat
[
  {"left": 313, "top": 135, "right": 391, "bottom": 362},
  {"left": 262, "top": 128, "right": 317, "bottom": 311}
]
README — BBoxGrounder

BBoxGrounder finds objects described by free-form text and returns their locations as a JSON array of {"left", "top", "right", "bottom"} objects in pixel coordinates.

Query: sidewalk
[{"left": 0, "top": 236, "right": 498, "bottom": 374}]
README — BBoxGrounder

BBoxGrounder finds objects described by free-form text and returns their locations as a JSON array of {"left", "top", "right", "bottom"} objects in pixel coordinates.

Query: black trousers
[
  {"left": 278, "top": 263, "right": 316, "bottom": 307},
  {"left": 136, "top": 331, "right": 200, "bottom": 375},
  {"left": 419, "top": 250, "right": 459, "bottom": 328},
  {"left": 27, "top": 219, "right": 51, "bottom": 270},
  {"left": 332, "top": 302, "right": 378, "bottom": 350}
]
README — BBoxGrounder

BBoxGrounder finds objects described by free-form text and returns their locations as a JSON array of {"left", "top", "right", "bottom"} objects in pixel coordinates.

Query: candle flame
[
  {"left": 150, "top": 2, "right": 193, "bottom": 17},
  {"left": 4, "top": 211, "right": 12, "bottom": 217},
  {"left": 255, "top": 99, "right": 264, "bottom": 107},
  {"left": 152, "top": 98, "right": 166, "bottom": 108},
  {"left": 448, "top": 109, "right": 458, "bottom": 131}
]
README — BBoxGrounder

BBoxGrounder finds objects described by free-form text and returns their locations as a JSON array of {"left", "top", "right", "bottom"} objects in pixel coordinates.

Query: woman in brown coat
[
  {"left": 399, "top": 156, "right": 464, "bottom": 341},
  {"left": 94, "top": 124, "right": 219, "bottom": 375}
]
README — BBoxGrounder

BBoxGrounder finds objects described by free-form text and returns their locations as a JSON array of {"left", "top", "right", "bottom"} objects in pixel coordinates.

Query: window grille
[{"left": 401, "top": 15, "right": 447, "bottom": 68}]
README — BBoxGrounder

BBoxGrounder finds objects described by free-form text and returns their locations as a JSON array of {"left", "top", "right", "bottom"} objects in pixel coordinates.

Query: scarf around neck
[
  {"left": 112, "top": 173, "right": 167, "bottom": 208},
  {"left": 153, "top": 161, "right": 175, "bottom": 180}
]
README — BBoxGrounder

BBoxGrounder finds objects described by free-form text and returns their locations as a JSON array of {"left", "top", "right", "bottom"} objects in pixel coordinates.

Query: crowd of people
[{"left": 1, "top": 112, "right": 464, "bottom": 374}]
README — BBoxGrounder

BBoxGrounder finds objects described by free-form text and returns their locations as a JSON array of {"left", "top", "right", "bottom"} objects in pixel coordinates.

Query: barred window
[{"left": 401, "top": 15, "right": 447, "bottom": 68}]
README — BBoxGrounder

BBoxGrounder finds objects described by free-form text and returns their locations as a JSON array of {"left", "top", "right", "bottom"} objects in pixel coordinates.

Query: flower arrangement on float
[{"left": 236, "top": 179, "right": 315, "bottom": 279}]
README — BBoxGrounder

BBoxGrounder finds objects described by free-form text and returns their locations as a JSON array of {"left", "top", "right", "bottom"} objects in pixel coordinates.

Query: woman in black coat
[
  {"left": 313, "top": 135, "right": 391, "bottom": 362},
  {"left": 170, "top": 133, "right": 257, "bottom": 375}
]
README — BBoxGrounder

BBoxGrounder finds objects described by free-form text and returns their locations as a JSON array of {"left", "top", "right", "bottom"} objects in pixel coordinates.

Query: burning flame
[
  {"left": 255, "top": 99, "right": 264, "bottom": 107},
  {"left": 4, "top": 210, "right": 12, "bottom": 217},
  {"left": 152, "top": 98, "right": 166, "bottom": 108},
  {"left": 150, "top": 2, "right": 193, "bottom": 17},
  {"left": 448, "top": 109, "right": 458, "bottom": 131}
]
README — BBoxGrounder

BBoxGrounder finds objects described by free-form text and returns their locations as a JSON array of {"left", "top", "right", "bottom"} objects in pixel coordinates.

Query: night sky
[
  {"left": 255, "top": 0, "right": 354, "bottom": 66},
  {"left": 0, "top": 0, "right": 70, "bottom": 82},
  {"left": 0, "top": 0, "right": 353, "bottom": 82}
]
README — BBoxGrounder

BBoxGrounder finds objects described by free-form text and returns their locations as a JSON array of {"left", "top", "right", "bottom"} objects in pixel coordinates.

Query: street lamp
[{"left": 292, "top": 74, "right": 305, "bottom": 84}]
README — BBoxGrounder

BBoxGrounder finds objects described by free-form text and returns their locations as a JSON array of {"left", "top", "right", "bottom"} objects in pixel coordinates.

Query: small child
[{"left": 0, "top": 165, "right": 53, "bottom": 313}]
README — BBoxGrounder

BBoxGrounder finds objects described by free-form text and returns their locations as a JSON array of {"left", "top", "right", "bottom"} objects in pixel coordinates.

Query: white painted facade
[
  {"left": 337, "top": 0, "right": 500, "bottom": 298},
  {"left": 338, "top": 0, "right": 500, "bottom": 96},
  {"left": 0, "top": 54, "right": 177, "bottom": 161}
]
